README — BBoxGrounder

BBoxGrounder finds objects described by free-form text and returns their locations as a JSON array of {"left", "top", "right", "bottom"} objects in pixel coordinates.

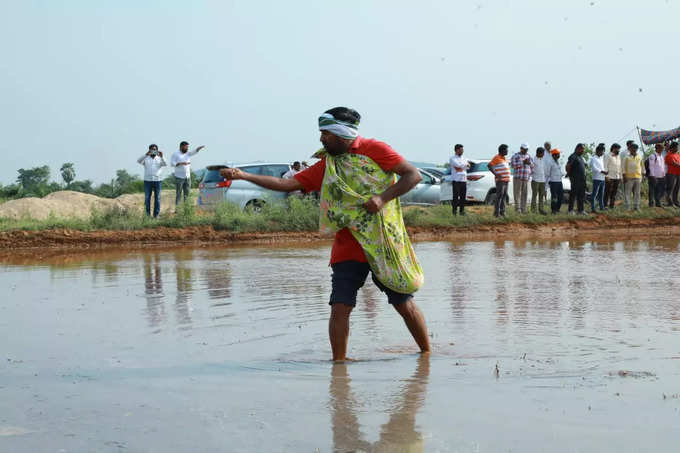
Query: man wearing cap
[
  {"left": 510, "top": 143, "right": 534, "bottom": 213},
  {"left": 219, "top": 107, "right": 430, "bottom": 362},
  {"left": 566, "top": 143, "right": 587, "bottom": 215},
  {"left": 545, "top": 148, "right": 564, "bottom": 214}
]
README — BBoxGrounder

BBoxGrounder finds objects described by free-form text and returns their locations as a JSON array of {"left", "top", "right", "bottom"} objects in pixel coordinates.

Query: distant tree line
[{"left": 0, "top": 163, "right": 200, "bottom": 201}]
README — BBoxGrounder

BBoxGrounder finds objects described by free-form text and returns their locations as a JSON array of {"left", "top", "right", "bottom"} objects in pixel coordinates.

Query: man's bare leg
[
  {"left": 329, "top": 303, "right": 353, "bottom": 362},
  {"left": 393, "top": 299, "right": 431, "bottom": 353}
]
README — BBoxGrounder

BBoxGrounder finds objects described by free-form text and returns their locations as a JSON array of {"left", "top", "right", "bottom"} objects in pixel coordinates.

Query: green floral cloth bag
[{"left": 318, "top": 151, "right": 424, "bottom": 294}]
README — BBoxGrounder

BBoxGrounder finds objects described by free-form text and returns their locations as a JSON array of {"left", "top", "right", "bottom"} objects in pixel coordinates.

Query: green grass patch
[{"left": 1, "top": 200, "right": 679, "bottom": 234}]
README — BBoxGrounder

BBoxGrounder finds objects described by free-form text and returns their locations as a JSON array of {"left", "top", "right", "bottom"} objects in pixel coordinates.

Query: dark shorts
[{"left": 329, "top": 260, "right": 413, "bottom": 307}]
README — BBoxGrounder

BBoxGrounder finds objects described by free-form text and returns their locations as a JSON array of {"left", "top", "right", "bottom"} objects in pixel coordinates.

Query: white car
[{"left": 441, "top": 159, "right": 571, "bottom": 205}]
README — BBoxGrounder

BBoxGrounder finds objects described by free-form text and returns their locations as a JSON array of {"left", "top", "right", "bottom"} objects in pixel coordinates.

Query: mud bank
[{"left": 2, "top": 216, "right": 680, "bottom": 253}]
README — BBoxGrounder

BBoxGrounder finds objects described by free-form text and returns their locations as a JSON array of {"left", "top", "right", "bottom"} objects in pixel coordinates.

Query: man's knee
[
  {"left": 393, "top": 299, "right": 417, "bottom": 319},
  {"left": 330, "top": 303, "right": 353, "bottom": 319}
]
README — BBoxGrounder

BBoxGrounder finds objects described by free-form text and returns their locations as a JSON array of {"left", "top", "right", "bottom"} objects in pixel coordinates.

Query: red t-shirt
[
  {"left": 665, "top": 153, "right": 680, "bottom": 176},
  {"left": 294, "top": 136, "right": 405, "bottom": 264}
]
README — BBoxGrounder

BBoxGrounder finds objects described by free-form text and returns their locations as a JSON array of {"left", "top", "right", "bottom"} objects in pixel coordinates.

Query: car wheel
[
  {"left": 485, "top": 191, "right": 496, "bottom": 205},
  {"left": 245, "top": 200, "right": 264, "bottom": 213}
]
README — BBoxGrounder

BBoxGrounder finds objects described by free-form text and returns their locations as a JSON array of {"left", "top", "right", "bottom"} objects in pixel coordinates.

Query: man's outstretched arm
[
  {"left": 220, "top": 168, "right": 304, "bottom": 193},
  {"left": 365, "top": 160, "right": 422, "bottom": 213}
]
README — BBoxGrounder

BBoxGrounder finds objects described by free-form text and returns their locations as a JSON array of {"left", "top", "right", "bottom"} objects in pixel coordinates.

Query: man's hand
[
  {"left": 195, "top": 145, "right": 205, "bottom": 152},
  {"left": 158, "top": 151, "right": 163, "bottom": 157},
  {"left": 455, "top": 167, "right": 463, "bottom": 172},
  {"left": 220, "top": 168, "right": 246, "bottom": 180},
  {"left": 364, "top": 195, "right": 385, "bottom": 213},
  {"left": 146, "top": 151, "right": 152, "bottom": 156}
]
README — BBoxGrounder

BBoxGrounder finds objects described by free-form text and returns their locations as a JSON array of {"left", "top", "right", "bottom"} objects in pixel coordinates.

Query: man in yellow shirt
[{"left": 622, "top": 143, "right": 645, "bottom": 211}]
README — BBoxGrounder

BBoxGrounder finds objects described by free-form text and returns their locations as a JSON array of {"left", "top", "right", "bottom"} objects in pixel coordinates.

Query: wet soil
[{"left": 2, "top": 216, "right": 680, "bottom": 252}]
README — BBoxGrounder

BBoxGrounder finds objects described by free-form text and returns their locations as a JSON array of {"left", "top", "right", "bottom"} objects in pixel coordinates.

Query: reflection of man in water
[
  {"left": 143, "top": 254, "right": 165, "bottom": 328},
  {"left": 330, "top": 355, "right": 430, "bottom": 452},
  {"left": 220, "top": 107, "right": 430, "bottom": 361}
]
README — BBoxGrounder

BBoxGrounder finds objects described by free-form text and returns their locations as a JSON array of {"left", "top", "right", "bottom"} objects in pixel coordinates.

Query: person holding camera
[{"left": 137, "top": 144, "right": 167, "bottom": 217}]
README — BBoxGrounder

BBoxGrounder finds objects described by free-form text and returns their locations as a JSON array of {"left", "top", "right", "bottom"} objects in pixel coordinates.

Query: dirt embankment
[
  {"left": 0, "top": 190, "right": 179, "bottom": 220},
  {"left": 1, "top": 216, "right": 679, "bottom": 253}
]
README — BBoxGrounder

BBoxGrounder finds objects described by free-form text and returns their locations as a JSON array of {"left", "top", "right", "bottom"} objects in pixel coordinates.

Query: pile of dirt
[
  {"left": 0, "top": 191, "right": 122, "bottom": 220},
  {"left": 0, "top": 190, "right": 184, "bottom": 220}
]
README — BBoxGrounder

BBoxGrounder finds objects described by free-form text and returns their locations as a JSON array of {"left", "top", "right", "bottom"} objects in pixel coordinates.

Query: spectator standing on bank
[
  {"left": 447, "top": 144, "right": 469, "bottom": 216},
  {"left": 545, "top": 149, "right": 564, "bottom": 214},
  {"left": 622, "top": 143, "right": 645, "bottom": 211},
  {"left": 510, "top": 143, "right": 533, "bottom": 213},
  {"left": 488, "top": 144, "right": 511, "bottom": 218},
  {"left": 543, "top": 141, "right": 552, "bottom": 155},
  {"left": 604, "top": 143, "right": 622, "bottom": 209},
  {"left": 137, "top": 144, "right": 167, "bottom": 218},
  {"left": 589, "top": 143, "right": 607, "bottom": 212},
  {"left": 566, "top": 143, "right": 587, "bottom": 215},
  {"left": 665, "top": 142, "right": 680, "bottom": 207},
  {"left": 530, "top": 147, "right": 547, "bottom": 214},
  {"left": 171, "top": 141, "right": 205, "bottom": 206},
  {"left": 648, "top": 144, "right": 667, "bottom": 207}
]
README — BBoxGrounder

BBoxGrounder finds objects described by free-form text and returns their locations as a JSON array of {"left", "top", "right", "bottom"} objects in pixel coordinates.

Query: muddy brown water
[{"left": 1, "top": 239, "right": 679, "bottom": 452}]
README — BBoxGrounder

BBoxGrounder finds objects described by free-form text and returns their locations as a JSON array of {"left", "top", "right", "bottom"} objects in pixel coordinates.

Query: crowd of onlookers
[{"left": 447, "top": 140, "right": 680, "bottom": 217}]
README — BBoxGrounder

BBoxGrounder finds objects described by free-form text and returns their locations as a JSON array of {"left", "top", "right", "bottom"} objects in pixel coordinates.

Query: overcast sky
[{"left": 2, "top": 0, "right": 679, "bottom": 185}]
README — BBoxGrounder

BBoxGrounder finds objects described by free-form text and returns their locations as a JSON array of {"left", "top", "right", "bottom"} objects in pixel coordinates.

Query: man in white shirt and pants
[
  {"left": 137, "top": 144, "right": 167, "bottom": 217},
  {"left": 530, "top": 147, "right": 547, "bottom": 214},
  {"left": 589, "top": 143, "right": 608, "bottom": 212},
  {"left": 171, "top": 141, "right": 205, "bottom": 206},
  {"left": 447, "top": 144, "right": 469, "bottom": 216}
]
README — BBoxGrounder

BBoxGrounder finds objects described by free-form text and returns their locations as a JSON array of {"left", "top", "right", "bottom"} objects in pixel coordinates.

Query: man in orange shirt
[
  {"left": 665, "top": 142, "right": 680, "bottom": 207},
  {"left": 488, "top": 144, "right": 511, "bottom": 217},
  {"left": 220, "top": 107, "right": 430, "bottom": 362}
]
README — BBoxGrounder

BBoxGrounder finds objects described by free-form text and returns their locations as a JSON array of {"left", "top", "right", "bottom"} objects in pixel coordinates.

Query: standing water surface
[{"left": 1, "top": 239, "right": 679, "bottom": 452}]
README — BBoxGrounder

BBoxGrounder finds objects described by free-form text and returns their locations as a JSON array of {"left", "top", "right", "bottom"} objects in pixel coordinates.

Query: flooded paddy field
[{"left": 1, "top": 239, "right": 679, "bottom": 452}]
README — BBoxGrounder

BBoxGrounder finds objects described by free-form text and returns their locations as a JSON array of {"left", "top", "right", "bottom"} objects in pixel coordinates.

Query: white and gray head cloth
[{"left": 318, "top": 113, "right": 359, "bottom": 139}]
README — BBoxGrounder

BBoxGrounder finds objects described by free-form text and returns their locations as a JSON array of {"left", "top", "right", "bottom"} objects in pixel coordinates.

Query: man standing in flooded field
[{"left": 219, "top": 107, "right": 430, "bottom": 362}]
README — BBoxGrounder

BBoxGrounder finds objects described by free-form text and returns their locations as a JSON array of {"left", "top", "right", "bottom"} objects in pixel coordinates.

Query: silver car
[
  {"left": 198, "top": 163, "right": 292, "bottom": 210},
  {"left": 400, "top": 169, "right": 441, "bottom": 206}
]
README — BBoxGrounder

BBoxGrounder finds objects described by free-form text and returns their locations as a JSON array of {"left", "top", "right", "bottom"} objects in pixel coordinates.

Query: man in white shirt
[
  {"left": 446, "top": 144, "right": 469, "bottom": 216},
  {"left": 648, "top": 143, "right": 667, "bottom": 207},
  {"left": 282, "top": 161, "right": 302, "bottom": 179},
  {"left": 283, "top": 162, "right": 303, "bottom": 197},
  {"left": 545, "top": 148, "right": 564, "bottom": 214},
  {"left": 171, "top": 140, "right": 205, "bottom": 206},
  {"left": 137, "top": 144, "right": 167, "bottom": 217},
  {"left": 589, "top": 143, "right": 608, "bottom": 212},
  {"left": 603, "top": 143, "right": 622, "bottom": 209},
  {"left": 530, "top": 147, "right": 547, "bottom": 214}
]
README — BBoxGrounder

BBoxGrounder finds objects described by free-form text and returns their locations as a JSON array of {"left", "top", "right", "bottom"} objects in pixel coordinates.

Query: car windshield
[
  {"left": 239, "top": 164, "right": 290, "bottom": 177},
  {"left": 469, "top": 162, "right": 490, "bottom": 172},
  {"left": 202, "top": 169, "right": 224, "bottom": 183}
]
